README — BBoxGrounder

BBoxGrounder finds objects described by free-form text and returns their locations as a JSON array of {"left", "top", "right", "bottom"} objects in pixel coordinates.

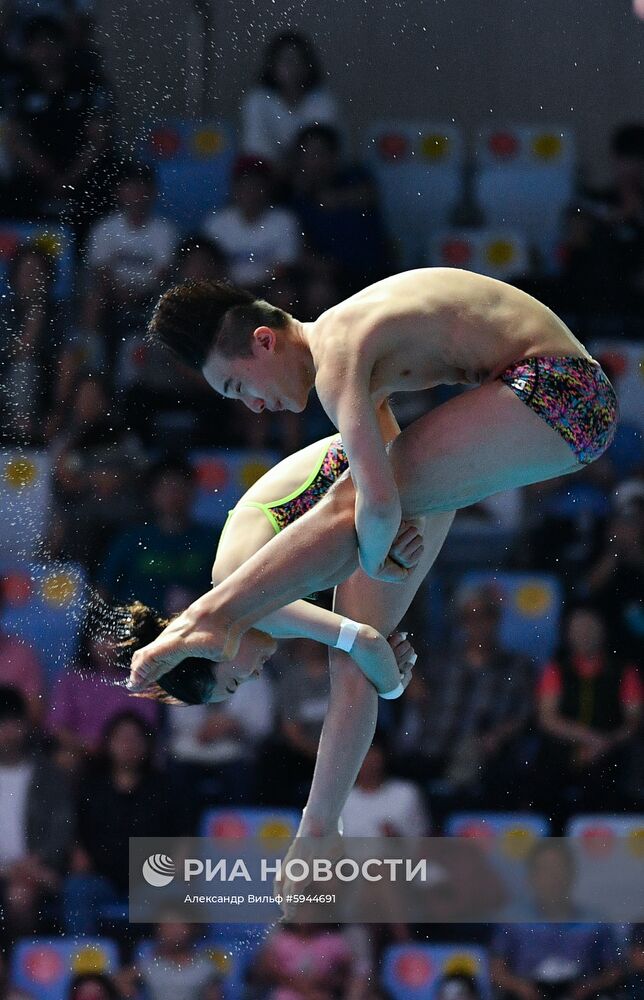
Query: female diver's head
[{"left": 118, "top": 602, "right": 277, "bottom": 705}]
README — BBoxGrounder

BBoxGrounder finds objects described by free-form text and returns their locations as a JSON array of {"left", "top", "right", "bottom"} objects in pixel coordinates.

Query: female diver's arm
[{"left": 213, "top": 507, "right": 407, "bottom": 695}]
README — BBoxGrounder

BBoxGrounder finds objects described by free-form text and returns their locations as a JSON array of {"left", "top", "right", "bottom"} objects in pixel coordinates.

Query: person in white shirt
[
  {"left": 201, "top": 157, "right": 300, "bottom": 289},
  {"left": 341, "top": 740, "right": 430, "bottom": 837},
  {"left": 241, "top": 31, "right": 341, "bottom": 169},
  {"left": 167, "top": 668, "right": 274, "bottom": 807},
  {"left": 83, "top": 161, "right": 177, "bottom": 367}
]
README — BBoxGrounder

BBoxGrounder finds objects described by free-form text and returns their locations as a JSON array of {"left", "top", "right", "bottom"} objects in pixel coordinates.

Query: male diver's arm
[{"left": 323, "top": 374, "right": 404, "bottom": 582}]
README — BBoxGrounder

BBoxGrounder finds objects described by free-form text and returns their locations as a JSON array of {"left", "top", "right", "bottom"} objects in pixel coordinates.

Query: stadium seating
[
  {"left": 427, "top": 227, "right": 529, "bottom": 280},
  {"left": 383, "top": 943, "right": 491, "bottom": 1000},
  {"left": 141, "top": 119, "right": 237, "bottom": 231},
  {"left": 365, "top": 122, "right": 464, "bottom": 268},
  {"left": 446, "top": 812, "right": 550, "bottom": 840},
  {"left": 455, "top": 570, "right": 564, "bottom": 660},
  {"left": 0, "top": 559, "right": 87, "bottom": 681},
  {"left": 135, "top": 938, "right": 245, "bottom": 1000},
  {"left": 189, "top": 448, "right": 280, "bottom": 528},
  {"left": 473, "top": 125, "right": 575, "bottom": 271},
  {"left": 200, "top": 806, "right": 301, "bottom": 840},
  {"left": 11, "top": 938, "right": 119, "bottom": 1000},
  {"left": 0, "top": 449, "right": 52, "bottom": 561},
  {"left": 0, "top": 221, "right": 75, "bottom": 298}
]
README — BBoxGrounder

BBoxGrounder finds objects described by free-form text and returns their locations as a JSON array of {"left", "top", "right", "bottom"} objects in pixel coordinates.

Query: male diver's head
[
  {"left": 119, "top": 601, "right": 276, "bottom": 705},
  {"left": 147, "top": 280, "right": 313, "bottom": 414}
]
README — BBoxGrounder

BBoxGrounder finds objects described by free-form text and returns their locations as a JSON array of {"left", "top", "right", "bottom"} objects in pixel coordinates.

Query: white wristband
[
  {"left": 379, "top": 680, "right": 405, "bottom": 700},
  {"left": 335, "top": 618, "right": 361, "bottom": 653}
]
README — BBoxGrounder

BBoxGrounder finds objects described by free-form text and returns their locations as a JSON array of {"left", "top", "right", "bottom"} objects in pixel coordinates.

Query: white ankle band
[{"left": 335, "top": 618, "right": 361, "bottom": 653}]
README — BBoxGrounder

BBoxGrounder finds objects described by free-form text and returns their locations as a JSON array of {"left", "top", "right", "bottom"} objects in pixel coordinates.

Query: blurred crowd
[{"left": 0, "top": 5, "right": 643, "bottom": 1000}]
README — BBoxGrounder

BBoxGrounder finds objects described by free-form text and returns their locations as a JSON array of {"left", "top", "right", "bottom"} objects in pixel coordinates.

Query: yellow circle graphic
[
  {"left": 421, "top": 133, "right": 450, "bottom": 160},
  {"left": 628, "top": 828, "right": 644, "bottom": 857},
  {"left": 194, "top": 129, "right": 224, "bottom": 157},
  {"left": 502, "top": 826, "right": 536, "bottom": 859},
  {"left": 207, "top": 948, "right": 231, "bottom": 973},
  {"left": 515, "top": 582, "right": 551, "bottom": 616},
  {"left": 42, "top": 573, "right": 77, "bottom": 607},
  {"left": 260, "top": 819, "right": 293, "bottom": 840},
  {"left": 33, "top": 231, "right": 63, "bottom": 257},
  {"left": 443, "top": 953, "right": 479, "bottom": 977},
  {"left": 4, "top": 457, "right": 38, "bottom": 488},
  {"left": 72, "top": 946, "right": 108, "bottom": 974},
  {"left": 532, "top": 133, "right": 563, "bottom": 161},
  {"left": 241, "top": 461, "right": 271, "bottom": 490},
  {"left": 485, "top": 240, "right": 516, "bottom": 268}
]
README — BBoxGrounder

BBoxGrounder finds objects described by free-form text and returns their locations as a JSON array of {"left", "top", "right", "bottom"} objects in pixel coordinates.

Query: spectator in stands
[
  {"left": 49, "top": 373, "right": 145, "bottom": 571},
  {"left": 47, "top": 607, "right": 160, "bottom": 764},
  {"left": 0, "top": 686, "right": 74, "bottom": 942},
  {"left": 560, "top": 123, "right": 644, "bottom": 321},
  {"left": 126, "top": 914, "right": 222, "bottom": 1000},
  {"left": 253, "top": 923, "right": 368, "bottom": 1000},
  {"left": 625, "top": 924, "right": 644, "bottom": 1000},
  {"left": 535, "top": 604, "right": 642, "bottom": 819},
  {"left": 435, "top": 975, "right": 482, "bottom": 1000},
  {"left": 241, "top": 32, "right": 341, "bottom": 171},
  {"left": 173, "top": 234, "right": 230, "bottom": 284},
  {"left": 63, "top": 712, "right": 181, "bottom": 934},
  {"left": 257, "top": 638, "right": 330, "bottom": 807},
  {"left": 67, "top": 973, "right": 123, "bottom": 1000},
  {"left": 341, "top": 739, "right": 429, "bottom": 836},
  {"left": 0, "top": 581, "right": 44, "bottom": 724},
  {"left": 201, "top": 156, "right": 300, "bottom": 290},
  {"left": 0, "top": 244, "right": 68, "bottom": 446},
  {"left": 584, "top": 507, "right": 644, "bottom": 661},
  {"left": 3, "top": 14, "right": 116, "bottom": 236},
  {"left": 122, "top": 234, "right": 232, "bottom": 450},
  {"left": 99, "top": 458, "right": 214, "bottom": 614},
  {"left": 289, "top": 124, "right": 391, "bottom": 291},
  {"left": 83, "top": 161, "right": 177, "bottom": 371},
  {"left": 166, "top": 663, "right": 273, "bottom": 809},
  {"left": 490, "top": 841, "right": 622, "bottom": 999},
  {"left": 390, "top": 584, "right": 533, "bottom": 812}
]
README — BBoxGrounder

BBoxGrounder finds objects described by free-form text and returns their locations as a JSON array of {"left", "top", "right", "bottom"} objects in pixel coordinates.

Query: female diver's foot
[{"left": 127, "top": 613, "right": 245, "bottom": 691}]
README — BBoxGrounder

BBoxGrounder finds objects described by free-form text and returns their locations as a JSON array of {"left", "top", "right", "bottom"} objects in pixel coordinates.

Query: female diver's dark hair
[{"left": 118, "top": 601, "right": 217, "bottom": 705}]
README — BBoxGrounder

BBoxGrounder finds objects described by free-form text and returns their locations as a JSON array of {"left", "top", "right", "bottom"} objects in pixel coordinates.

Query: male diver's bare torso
[{"left": 308, "top": 268, "right": 592, "bottom": 404}]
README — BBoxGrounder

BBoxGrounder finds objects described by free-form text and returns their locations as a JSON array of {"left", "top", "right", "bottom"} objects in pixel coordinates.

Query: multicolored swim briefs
[{"left": 498, "top": 355, "right": 618, "bottom": 465}]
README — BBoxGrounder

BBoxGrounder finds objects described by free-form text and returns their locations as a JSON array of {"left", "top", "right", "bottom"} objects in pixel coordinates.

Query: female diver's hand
[{"left": 126, "top": 591, "right": 242, "bottom": 691}]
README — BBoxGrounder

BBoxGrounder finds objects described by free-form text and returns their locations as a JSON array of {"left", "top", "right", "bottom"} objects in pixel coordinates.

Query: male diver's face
[
  {"left": 202, "top": 327, "right": 308, "bottom": 414},
  {"left": 206, "top": 629, "right": 277, "bottom": 703}
]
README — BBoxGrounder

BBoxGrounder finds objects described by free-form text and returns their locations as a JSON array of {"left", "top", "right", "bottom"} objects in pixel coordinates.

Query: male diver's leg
[{"left": 302, "top": 512, "right": 454, "bottom": 833}]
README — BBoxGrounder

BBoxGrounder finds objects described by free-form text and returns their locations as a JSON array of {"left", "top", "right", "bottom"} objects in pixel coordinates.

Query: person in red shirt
[{"left": 536, "top": 604, "right": 642, "bottom": 823}]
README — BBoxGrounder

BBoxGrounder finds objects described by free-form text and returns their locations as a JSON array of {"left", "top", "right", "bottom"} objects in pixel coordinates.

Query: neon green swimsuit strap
[{"left": 226, "top": 434, "right": 340, "bottom": 539}]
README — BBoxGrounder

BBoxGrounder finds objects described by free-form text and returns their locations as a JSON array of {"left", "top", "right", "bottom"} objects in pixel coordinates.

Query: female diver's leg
[
  {"left": 129, "top": 381, "right": 587, "bottom": 687},
  {"left": 207, "top": 382, "right": 582, "bottom": 630},
  {"left": 302, "top": 512, "right": 454, "bottom": 834}
]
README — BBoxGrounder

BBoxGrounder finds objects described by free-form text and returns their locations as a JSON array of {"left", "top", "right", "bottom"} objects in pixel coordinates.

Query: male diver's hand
[{"left": 127, "top": 591, "right": 242, "bottom": 691}]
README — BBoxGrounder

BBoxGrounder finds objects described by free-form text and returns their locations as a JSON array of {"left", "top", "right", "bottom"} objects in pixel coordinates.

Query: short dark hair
[
  {"left": 147, "top": 280, "right": 291, "bottom": 369},
  {"left": 259, "top": 31, "right": 323, "bottom": 92}
]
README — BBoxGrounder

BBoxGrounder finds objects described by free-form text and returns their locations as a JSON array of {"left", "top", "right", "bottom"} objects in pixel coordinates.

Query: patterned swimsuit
[
  {"left": 225, "top": 436, "right": 349, "bottom": 539},
  {"left": 498, "top": 356, "right": 618, "bottom": 465}
]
